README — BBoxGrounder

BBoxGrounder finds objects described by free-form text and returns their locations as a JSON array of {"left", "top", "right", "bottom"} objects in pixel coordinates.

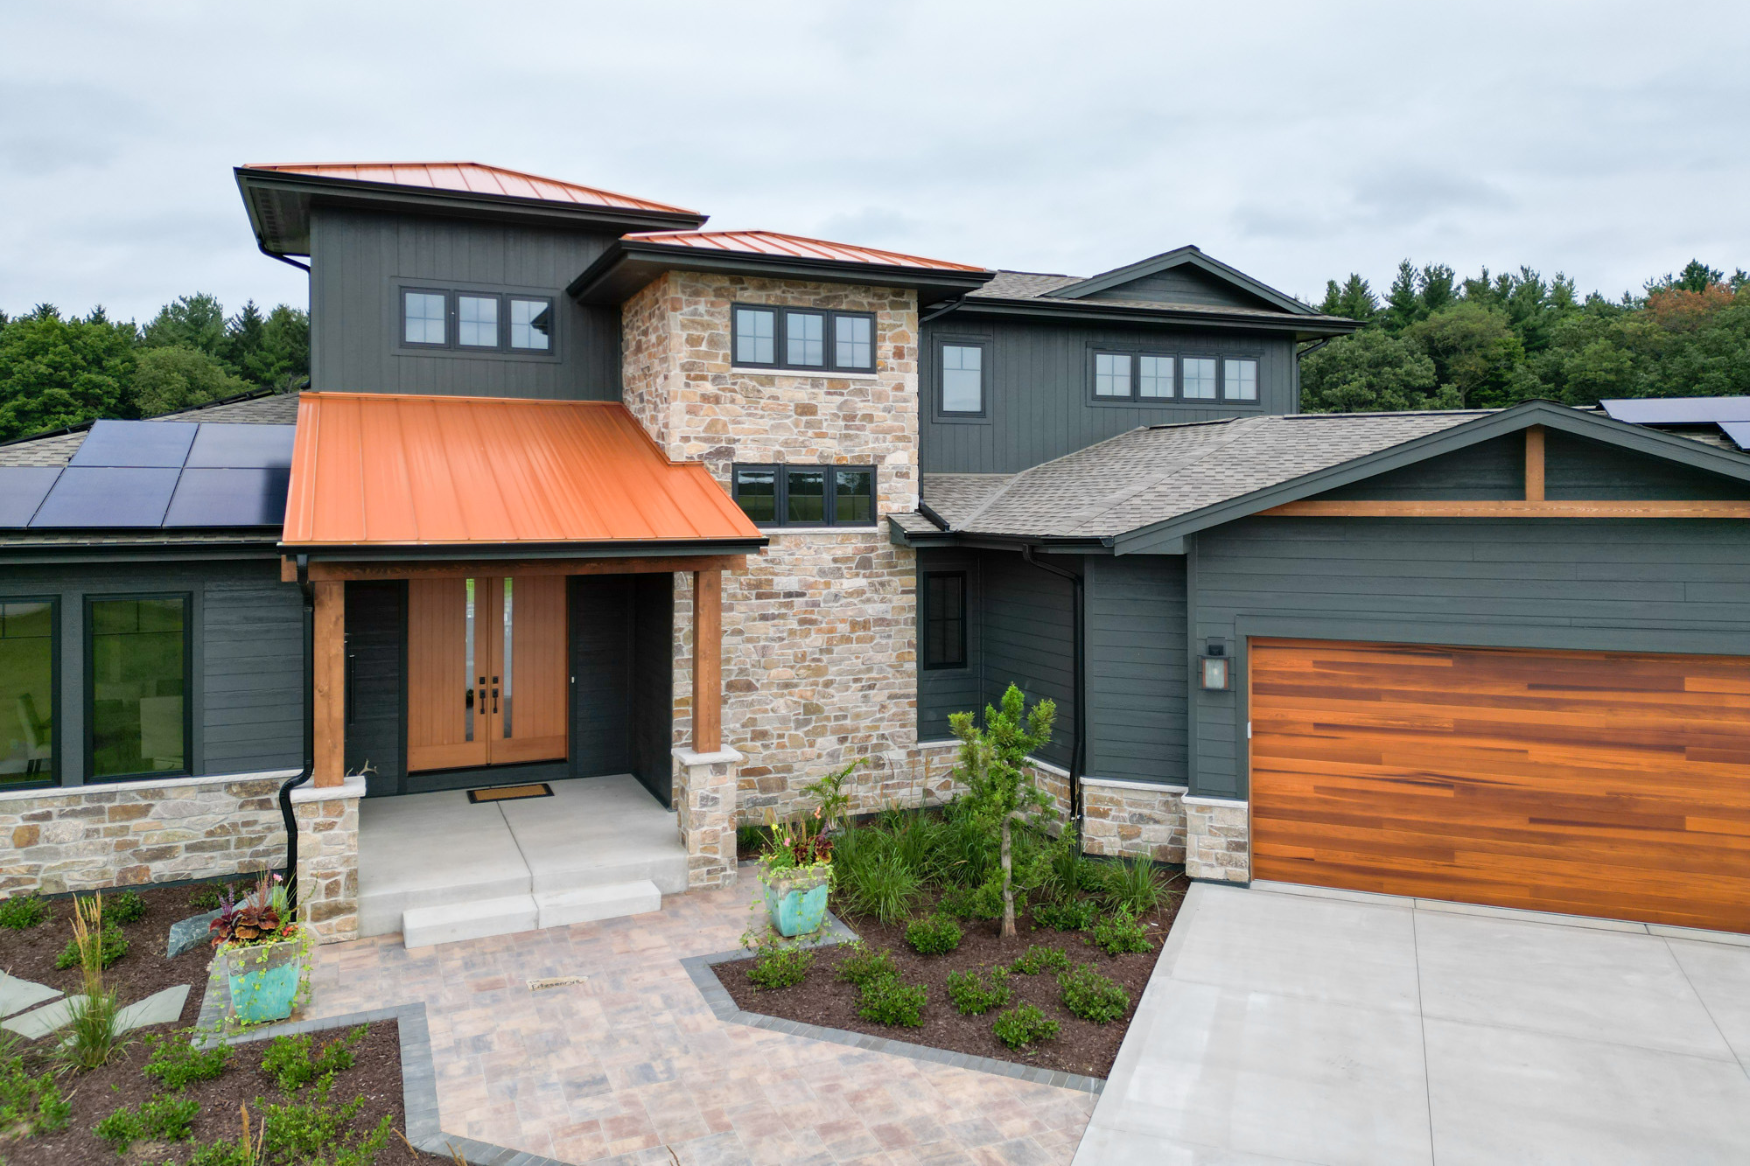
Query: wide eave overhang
[{"left": 949, "top": 295, "right": 1362, "bottom": 341}]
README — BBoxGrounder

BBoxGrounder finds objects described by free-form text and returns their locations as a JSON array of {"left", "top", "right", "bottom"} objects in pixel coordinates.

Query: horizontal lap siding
[
  {"left": 202, "top": 573, "right": 303, "bottom": 774},
  {"left": 1085, "top": 556, "right": 1186, "bottom": 784}
]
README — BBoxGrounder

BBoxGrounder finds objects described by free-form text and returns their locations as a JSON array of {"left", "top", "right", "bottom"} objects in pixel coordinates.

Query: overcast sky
[{"left": 3, "top": 1, "right": 1746, "bottom": 324}]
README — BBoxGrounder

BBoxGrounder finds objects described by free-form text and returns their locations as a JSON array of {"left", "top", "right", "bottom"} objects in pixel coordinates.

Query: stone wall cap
[
  {"left": 1182, "top": 794, "right": 1249, "bottom": 808},
  {"left": 289, "top": 773, "right": 368, "bottom": 804},
  {"left": 673, "top": 746, "right": 746, "bottom": 766},
  {"left": 0, "top": 768, "right": 302, "bottom": 805},
  {"left": 1023, "top": 755, "right": 1070, "bottom": 779},
  {"left": 1081, "top": 777, "right": 1189, "bottom": 795},
  {"left": 916, "top": 739, "right": 959, "bottom": 750}
]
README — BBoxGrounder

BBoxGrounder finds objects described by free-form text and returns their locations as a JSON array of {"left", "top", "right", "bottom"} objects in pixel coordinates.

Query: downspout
[
  {"left": 259, "top": 244, "right": 312, "bottom": 274},
  {"left": 1021, "top": 546, "right": 1086, "bottom": 845},
  {"left": 920, "top": 294, "right": 970, "bottom": 325},
  {"left": 278, "top": 553, "right": 315, "bottom": 914}
]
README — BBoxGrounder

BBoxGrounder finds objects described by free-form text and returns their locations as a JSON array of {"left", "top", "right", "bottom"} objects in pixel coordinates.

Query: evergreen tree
[
  {"left": 140, "top": 293, "right": 227, "bottom": 356},
  {"left": 0, "top": 305, "right": 138, "bottom": 440}
]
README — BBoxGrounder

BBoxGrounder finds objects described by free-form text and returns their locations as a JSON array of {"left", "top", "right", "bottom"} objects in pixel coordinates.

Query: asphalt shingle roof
[
  {"left": 964, "top": 268, "right": 1352, "bottom": 327},
  {"left": 0, "top": 389, "right": 301, "bottom": 467}
]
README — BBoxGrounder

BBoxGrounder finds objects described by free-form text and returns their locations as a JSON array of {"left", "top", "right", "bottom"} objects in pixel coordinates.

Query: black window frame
[
  {"left": 453, "top": 292, "right": 502, "bottom": 351},
  {"left": 921, "top": 572, "right": 968, "bottom": 671},
  {"left": 934, "top": 336, "right": 991, "bottom": 420},
  {"left": 83, "top": 591, "right": 193, "bottom": 786},
  {"left": 1180, "top": 354, "right": 1220, "bottom": 402},
  {"left": 400, "top": 288, "right": 451, "bottom": 349},
  {"left": 395, "top": 287, "right": 561, "bottom": 360},
  {"left": 1221, "top": 356, "right": 1260, "bottom": 403},
  {"left": 731, "top": 464, "right": 878, "bottom": 528},
  {"left": 1091, "top": 349, "right": 1134, "bottom": 400},
  {"left": 0, "top": 595, "right": 60, "bottom": 790},
  {"left": 507, "top": 295, "right": 556, "bottom": 352},
  {"left": 731, "top": 304, "right": 878, "bottom": 373},
  {"left": 1137, "top": 353, "right": 1178, "bottom": 400}
]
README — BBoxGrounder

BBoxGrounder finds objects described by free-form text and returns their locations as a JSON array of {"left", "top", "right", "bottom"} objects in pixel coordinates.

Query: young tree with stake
[{"left": 950, "top": 684, "right": 1058, "bottom": 940}]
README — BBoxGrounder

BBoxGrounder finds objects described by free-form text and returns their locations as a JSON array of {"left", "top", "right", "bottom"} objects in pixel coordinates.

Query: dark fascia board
[
  {"left": 283, "top": 536, "right": 769, "bottom": 562},
  {"left": 883, "top": 518, "right": 1111, "bottom": 555},
  {"left": 568, "top": 240, "right": 995, "bottom": 307},
  {"left": 235, "top": 168, "right": 709, "bottom": 257},
  {"left": 1049, "top": 246, "right": 1315, "bottom": 316},
  {"left": 1112, "top": 400, "right": 1750, "bottom": 554},
  {"left": 948, "top": 295, "right": 1360, "bottom": 341},
  {"left": 0, "top": 540, "right": 282, "bottom": 566}
]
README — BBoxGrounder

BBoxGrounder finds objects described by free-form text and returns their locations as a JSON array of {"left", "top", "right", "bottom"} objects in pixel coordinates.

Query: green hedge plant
[
  {"left": 856, "top": 974, "right": 927, "bottom": 1027},
  {"left": 0, "top": 893, "right": 45, "bottom": 930},
  {"left": 904, "top": 913, "right": 962, "bottom": 955},
  {"left": 992, "top": 1003, "right": 1060, "bottom": 1049},
  {"left": 835, "top": 942, "right": 898, "bottom": 988},
  {"left": 946, "top": 967, "right": 1011, "bottom": 1015},
  {"left": 1011, "top": 944, "right": 1072, "bottom": 976},
  {"left": 747, "top": 944, "right": 815, "bottom": 991},
  {"left": 144, "top": 1030, "right": 232, "bottom": 1091},
  {"left": 1090, "top": 904, "right": 1153, "bottom": 956},
  {"left": 1058, "top": 964, "right": 1130, "bottom": 1023},
  {"left": 94, "top": 1094, "right": 200, "bottom": 1153}
]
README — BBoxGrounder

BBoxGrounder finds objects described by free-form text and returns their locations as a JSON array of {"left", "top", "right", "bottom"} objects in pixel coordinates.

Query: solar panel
[
  {"left": 69, "top": 420, "right": 197, "bottom": 468},
  {"left": 185, "top": 424, "right": 296, "bottom": 469},
  {"left": 31, "top": 467, "right": 180, "bottom": 528},
  {"left": 0, "top": 467, "right": 63, "bottom": 527},
  {"left": 1719, "top": 422, "right": 1750, "bottom": 451},
  {"left": 1601, "top": 397, "right": 1750, "bottom": 425},
  {"left": 163, "top": 468, "right": 291, "bottom": 527}
]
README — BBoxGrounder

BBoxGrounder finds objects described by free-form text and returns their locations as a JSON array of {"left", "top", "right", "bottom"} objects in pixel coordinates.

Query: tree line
[
  {"left": 0, "top": 296, "right": 309, "bottom": 442},
  {"left": 1302, "top": 259, "right": 1750, "bottom": 413}
]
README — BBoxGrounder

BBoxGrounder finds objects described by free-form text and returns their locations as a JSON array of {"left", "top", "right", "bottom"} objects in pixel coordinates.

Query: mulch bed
[{"left": 719, "top": 880, "right": 1184, "bottom": 1080}]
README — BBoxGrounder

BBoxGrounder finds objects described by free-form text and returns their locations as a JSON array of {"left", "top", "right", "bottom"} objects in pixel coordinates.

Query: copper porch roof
[
  {"left": 242, "top": 162, "right": 701, "bottom": 216},
  {"left": 282, "top": 393, "right": 762, "bottom": 548},
  {"left": 624, "top": 230, "right": 987, "bottom": 272}
]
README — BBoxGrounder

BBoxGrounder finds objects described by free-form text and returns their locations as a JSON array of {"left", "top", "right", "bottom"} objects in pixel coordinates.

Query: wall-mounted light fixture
[{"left": 1200, "top": 642, "right": 1232, "bottom": 691}]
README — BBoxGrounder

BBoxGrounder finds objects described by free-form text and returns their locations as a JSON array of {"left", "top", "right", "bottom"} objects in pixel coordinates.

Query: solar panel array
[
  {"left": 1601, "top": 397, "right": 1750, "bottom": 425},
  {"left": 0, "top": 420, "right": 294, "bottom": 531}
]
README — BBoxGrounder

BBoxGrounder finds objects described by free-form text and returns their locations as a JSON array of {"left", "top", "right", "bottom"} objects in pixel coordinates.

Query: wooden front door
[
  {"left": 406, "top": 576, "right": 568, "bottom": 772},
  {"left": 1249, "top": 638, "right": 1750, "bottom": 933}
]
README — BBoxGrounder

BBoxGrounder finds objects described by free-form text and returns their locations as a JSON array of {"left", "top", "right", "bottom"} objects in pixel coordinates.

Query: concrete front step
[{"left": 401, "top": 880, "right": 663, "bottom": 949}]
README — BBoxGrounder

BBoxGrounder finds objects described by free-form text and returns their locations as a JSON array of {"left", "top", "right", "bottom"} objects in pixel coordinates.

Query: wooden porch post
[
  {"left": 313, "top": 580, "right": 346, "bottom": 787},
  {"left": 692, "top": 569, "right": 722, "bottom": 754}
]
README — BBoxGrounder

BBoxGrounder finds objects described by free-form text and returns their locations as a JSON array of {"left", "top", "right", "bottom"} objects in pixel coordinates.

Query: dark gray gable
[{"left": 1052, "top": 246, "right": 1313, "bottom": 316}]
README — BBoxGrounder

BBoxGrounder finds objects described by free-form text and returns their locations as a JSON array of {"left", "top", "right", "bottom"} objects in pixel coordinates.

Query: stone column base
[
  {"left": 1183, "top": 795, "right": 1250, "bottom": 882},
  {"left": 290, "top": 774, "right": 366, "bottom": 945},
  {"left": 1081, "top": 778, "right": 1187, "bottom": 864},
  {"left": 673, "top": 746, "right": 743, "bottom": 890}
]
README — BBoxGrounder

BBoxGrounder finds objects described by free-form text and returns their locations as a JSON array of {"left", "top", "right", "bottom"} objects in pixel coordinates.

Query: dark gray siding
[
  {"left": 0, "top": 557, "right": 302, "bottom": 787},
  {"left": 570, "top": 576, "right": 633, "bottom": 778},
  {"left": 916, "top": 549, "right": 983, "bottom": 742},
  {"left": 1084, "top": 555, "right": 1186, "bottom": 785},
  {"left": 309, "top": 207, "right": 621, "bottom": 400},
  {"left": 1084, "top": 267, "right": 1273, "bottom": 311},
  {"left": 343, "top": 582, "right": 402, "bottom": 796},
  {"left": 630, "top": 573, "right": 673, "bottom": 806},
  {"left": 1190, "top": 517, "right": 1750, "bottom": 799},
  {"left": 1320, "top": 435, "right": 1526, "bottom": 500},
  {"left": 921, "top": 314, "right": 1297, "bottom": 474}
]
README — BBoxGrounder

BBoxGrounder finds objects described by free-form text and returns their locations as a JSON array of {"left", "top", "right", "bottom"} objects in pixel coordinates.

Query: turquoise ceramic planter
[
  {"left": 218, "top": 936, "right": 309, "bottom": 1024},
  {"left": 764, "top": 871, "right": 830, "bottom": 937}
]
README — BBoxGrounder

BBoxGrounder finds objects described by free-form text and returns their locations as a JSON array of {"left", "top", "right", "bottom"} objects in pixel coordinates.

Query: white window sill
[{"left": 728, "top": 366, "right": 881, "bottom": 381}]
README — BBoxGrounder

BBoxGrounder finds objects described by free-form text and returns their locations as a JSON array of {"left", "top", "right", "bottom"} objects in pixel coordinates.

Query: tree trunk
[{"left": 1000, "top": 809, "right": 1027, "bottom": 940}]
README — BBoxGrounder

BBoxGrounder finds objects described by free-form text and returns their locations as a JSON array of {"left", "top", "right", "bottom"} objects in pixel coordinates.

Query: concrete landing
[{"left": 358, "top": 774, "right": 687, "bottom": 944}]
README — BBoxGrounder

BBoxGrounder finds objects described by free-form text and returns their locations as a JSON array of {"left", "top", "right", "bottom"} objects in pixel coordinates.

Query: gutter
[
  {"left": 277, "top": 553, "right": 315, "bottom": 913},
  {"left": 1020, "top": 546, "right": 1087, "bottom": 845}
]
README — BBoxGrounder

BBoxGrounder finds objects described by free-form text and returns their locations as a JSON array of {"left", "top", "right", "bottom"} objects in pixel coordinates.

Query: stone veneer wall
[
  {"left": 1183, "top": 795, "right": 1250, "bottom": 882},
  {"left": 1081, "top": 778, "right": 1187, "bottom": 864},
  {"left": 622, "top": 271, "right": 926, "bottom": 822},
  {"left": 289, "top": 775, "right": 364, "bottom": 944}
]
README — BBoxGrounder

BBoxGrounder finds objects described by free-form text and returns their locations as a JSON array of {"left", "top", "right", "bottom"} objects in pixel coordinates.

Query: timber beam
[{"left": 282, "top": 554, "right": 740, "bottom": 583}]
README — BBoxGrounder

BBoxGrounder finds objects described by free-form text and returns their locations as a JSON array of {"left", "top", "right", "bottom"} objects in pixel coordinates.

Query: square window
[
  {"left": 0, "top": 599, "right": 55, "bottom": 787},
  {"left": 1224, "top": 358, "right": 1259, "bottom": 401},
  {"left": 733, "top": 467, "right": 777, "bottom": 524},
  {"left": 735, "top": 307, "right": 776, "bottom": 364},
  {"left": 457, "top": 295, "right": 499, "bottom": 348},
  {"left": 834, "top": 468, "right": 874, "bottom": 525},
  {"left": 1095, "top": 352, "right": 1132, "bottom": 397},
  {"left": 1140, "top": 355, "right": 1175, "bottom": 399},
  {"left": 509, "top": 298, "right": 552, "bottom": 350},
  {"left": 923, "top": 573, "right": 967, "bottom": 669},
  {"left": 941, "top": 344, "right": 984, "bottom": 414},
  {"left": 786, "top": 312, "right": 825, "bottom": 366},
  {"left": 1183, "top": 357, "right": 1217, "bottom": 400},
  {"left": 88, "top": 595, "right": 187, "bottom": 781},
  {"left": 835, "top": 315, "right": 873, "bottom": 369},
  {"left": 403, "top": 291, "right": 446, "bottom": 345},
  {"left": 786, "top": 468, "right": 826, "bottom": 524}
]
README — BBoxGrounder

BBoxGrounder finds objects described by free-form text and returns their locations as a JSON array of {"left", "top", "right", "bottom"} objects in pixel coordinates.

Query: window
[
  {"left": 457, "top": 295, "right": 499, "bottom": 348},
  {"left": 1224, "top": 358, "right": 1259, "bottom": 402},
  {"left": 509, "top": 298, "right": 552, "bottom": 350},
  {"left": 87, "top": 595, "right": 187, "bottom": 782},
  {"left": 1094, "top": 352, "right": 1131, "bottom": 398},
  {"left": 1139, "top": 355, "right": 1175, "bottom": 399},
  {"left": 923, "top": 573, "right": 967, "bottom": 669},
  {"left": 0, "top": 598, "right": 56, "bottom": 788},
  {"left": 732, "top": 305, "right": 876, "bottom": 373},
  {"left": 733, "top": 464, "right": 877, "bottom": 527},
  {"left": 1183, "top": 357, "right": 1217, "bottom": 400},
  {"left": 940, "top": 343, "right": 985, "bottom": 415},
  {"left": 403, "top": 291, "right": 447, "bottom": 346}
]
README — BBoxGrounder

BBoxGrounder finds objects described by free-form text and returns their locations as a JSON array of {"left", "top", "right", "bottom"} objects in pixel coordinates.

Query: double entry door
[{"left": 406, "top": 575, "right": 568, "bottom": 772}]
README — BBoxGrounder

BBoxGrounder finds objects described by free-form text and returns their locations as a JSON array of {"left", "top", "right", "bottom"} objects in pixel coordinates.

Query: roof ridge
[{"left": 626, "top": 228, "right": 987, "bottom": 272}]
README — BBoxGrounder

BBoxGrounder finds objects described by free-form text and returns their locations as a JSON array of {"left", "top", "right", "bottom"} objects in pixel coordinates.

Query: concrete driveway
[{"left": 1076, "top": 880, "right": 1750, "bottom": 1165}]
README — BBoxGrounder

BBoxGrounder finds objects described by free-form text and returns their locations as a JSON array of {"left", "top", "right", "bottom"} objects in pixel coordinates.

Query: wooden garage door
[{"left": 1249, "top": 638, "right": 1750, "bottom": 932}]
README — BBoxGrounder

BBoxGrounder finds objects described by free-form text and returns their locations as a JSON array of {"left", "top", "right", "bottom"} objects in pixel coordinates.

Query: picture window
[
  {"left": 940, "top": 343, "right": 986, "bottom": 415},
  {"left": 0, "top": 598, "right": 56, "bottom": 788},
  {"left": 87, "top": 595, "right": 188, "bottom": 783},
  {"left": 732, "top": 464, "right": 876, "bottom": 527},
  {"left": 732, "top": 304, "right": 875, "bottom": 373}
]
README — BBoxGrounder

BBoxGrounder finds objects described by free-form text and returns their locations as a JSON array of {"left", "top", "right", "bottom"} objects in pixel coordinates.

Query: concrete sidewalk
[{"left": 1077, "top": 880, "right": 1750, "bottom": 1165}]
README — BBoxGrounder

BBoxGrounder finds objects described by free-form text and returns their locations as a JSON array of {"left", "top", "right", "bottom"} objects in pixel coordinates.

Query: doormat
[{"left": 466, "top": 783, "right": 554, "bottom": 804}]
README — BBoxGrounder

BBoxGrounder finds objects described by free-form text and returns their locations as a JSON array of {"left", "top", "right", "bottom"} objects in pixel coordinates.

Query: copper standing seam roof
[
  {"left": 624, "top": 230, "right": 988, "bottom": 272},
  {"left": 241, "top": 162, "right": 702, "bottom": 217},
  {"left": 281, "top": 393, "right": 763, "bottom": 547}
]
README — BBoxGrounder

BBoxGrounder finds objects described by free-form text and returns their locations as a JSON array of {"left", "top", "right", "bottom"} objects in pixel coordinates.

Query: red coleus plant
[{"left": 209, "top": 873, "right": 298, "bottom": 948}]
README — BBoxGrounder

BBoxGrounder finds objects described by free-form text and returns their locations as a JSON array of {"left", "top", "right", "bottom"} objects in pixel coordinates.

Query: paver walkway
[{"left": 305, "top": 875, "right": 1097, "bottom": 1165}]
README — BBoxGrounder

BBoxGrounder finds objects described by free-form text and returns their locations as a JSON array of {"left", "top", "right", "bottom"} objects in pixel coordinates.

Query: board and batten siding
[
  {"left": 1083, "top": 555, "right": 1187, "bottom": 785},
  {"left": 309, "top": 207, "right": 622, "bottom": 400},
  {"left": 920, "top": 314, "right": 1297, "bottom": 474},
  {"left": 343, "top": 581, "right": 403, "bottom": 796},
  {"left": 1189, "top": 516, "right": 1750, "bottom": 800}
]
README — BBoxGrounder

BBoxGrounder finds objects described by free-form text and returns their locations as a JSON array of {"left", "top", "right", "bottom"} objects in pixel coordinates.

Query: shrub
[
  {"left": 945, "top": 967, "right": 1011, "bottom": 1015},
  {"left": 905, "top": 913, "right": 962, "bottom": 955},
  {"left": 55, "top": 921, "right": 128, "bottom": 970},
  {"left": 857, "top": 974, "right": 927, "bottom": 1027},
  {"left": 1090, "top": 904, "right": 1153, "bottom": 956},
  {"left": 747, "top": 944, "right": 814, "bottom": 990},
  {"left": 1043, "top": 825, "right": 1101, "bottom": 900},
  {"left": 261, "top": 1026, "right": 365, "bottom": 1094},
  {"left": 992, "top": 1003, "right": 1060, "bottom": 1049},
  {"left": 107, "top": 889, "right": 147, "bottom": 925},
  {"left": 837, "top": 846, "right": 923, "bottom": 924},
  {"left": 94, "top": 1093, "right": 200, "bottom": 1152},
  {"left": 1058, "top": 964, "right": 1130, "bottom": 1023},
  {"left": 882, "top": 810, "right": 948, "bottom": 883},
  {"left": 1098, "top": 857, "right": 1168, "bottom": 917},
  {"left": 835, "top": 941, "right": 898, "bottom": 988},
  {"left": 1032, "top": 896, "right": 1097, "bottom": 932},
  {"left": 256, "top": 1079, "right": 393, "bottom": 1166},
  {"left": 936, "top": 883, "right": 1001, "bottom": 921},
  {"left": 188, "top": 882, "right": 230, "bottom": 912},
  {"left": 0, "top": 893, "right": 46, "bottom": 930},
  {"left": 1011, "top": 944, "right": 1072, "bottom": 976},
  {"left": 144, "top": 1030, "right": 232, "bottom": 1091},
  {"left": 0, "top": 1040, "right": 71, "bottom": 1135}
]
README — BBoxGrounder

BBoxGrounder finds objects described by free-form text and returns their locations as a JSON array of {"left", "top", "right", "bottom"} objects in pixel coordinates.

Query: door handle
[
  {"left": 491, "top": 687, "right": 499, "bottom": 713},
  {"left": 465, "top": 687, "right": 474, "bottom": 709}
]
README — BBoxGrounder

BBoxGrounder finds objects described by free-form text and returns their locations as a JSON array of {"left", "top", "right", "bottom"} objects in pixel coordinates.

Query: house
[{"left": 3, "top": 160, "right": 1748, "bottom": 945}]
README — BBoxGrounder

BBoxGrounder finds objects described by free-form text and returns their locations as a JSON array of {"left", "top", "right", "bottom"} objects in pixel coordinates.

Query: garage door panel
[{"left": 1251, "top": 638, "right": 1750, "bottom": 932}]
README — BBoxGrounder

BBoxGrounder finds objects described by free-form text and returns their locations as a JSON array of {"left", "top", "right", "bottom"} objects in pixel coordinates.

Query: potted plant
[
  {"left": 757, "top": 809, "right": 835, "bottom": 937},
  {"left": 209, "top": 873, "right": 312, "bottom": 1024}
]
